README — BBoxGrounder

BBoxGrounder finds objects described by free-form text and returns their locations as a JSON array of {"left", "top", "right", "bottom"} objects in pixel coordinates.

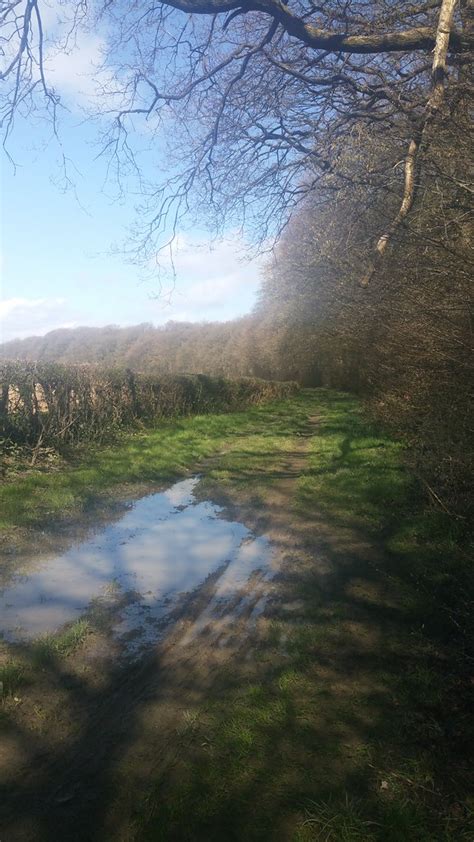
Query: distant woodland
[
  {"left": 2, "top": 101, "right": 472, "bottom": 522},
  {"left": 2, "top": 0, "right": 473, "bottom": 523},
  {"left": 1, "top": 320, "right": 264, "bottom": 379}
]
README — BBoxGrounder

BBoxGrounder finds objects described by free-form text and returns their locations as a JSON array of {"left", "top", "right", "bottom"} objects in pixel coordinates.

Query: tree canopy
[{"left": 2, "top": 0, "right": 472, "bottom": 270}]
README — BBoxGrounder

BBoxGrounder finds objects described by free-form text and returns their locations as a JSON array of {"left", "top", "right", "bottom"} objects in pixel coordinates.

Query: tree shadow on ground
[{"left": 1, "top": 390, "right": 472, "bottom": 841}]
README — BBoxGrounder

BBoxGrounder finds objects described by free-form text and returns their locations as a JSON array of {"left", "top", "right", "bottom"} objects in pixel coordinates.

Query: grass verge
[{"left": 0, "top": 397, "right": 311, "bottom": 535}]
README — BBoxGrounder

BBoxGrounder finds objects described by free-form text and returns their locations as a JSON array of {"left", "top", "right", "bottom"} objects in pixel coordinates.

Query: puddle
[{"left": 0, "top": 477, "right": 275, "bottom": 653}]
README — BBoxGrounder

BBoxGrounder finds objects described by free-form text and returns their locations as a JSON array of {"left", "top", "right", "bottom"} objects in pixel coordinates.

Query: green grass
[
  {"left": 297, "top": 391, "right": 472, "bottom": 650},
  {"left": 0, "top": 620, "right": 91, "bottom": 732},
  {"left": 31, "top": 619, "right": 91, "bottom": 666},
  {"left": 0, "top": 397, "right": 311, "bottom": 534},
  {"left": 0, "top": 660, "right": 26, "bottom": 697},
  {"left": 132, "top": 390, "right": 473, "bottom": 841},
  {"left": 1, "top": 389, "right": 472, "bottom": 839},
  {"left": 0, "top": 620, "right": 91, "bottom": 707},
  {"left": 299, "top": 794, "right": 474, "bottom": 841}
]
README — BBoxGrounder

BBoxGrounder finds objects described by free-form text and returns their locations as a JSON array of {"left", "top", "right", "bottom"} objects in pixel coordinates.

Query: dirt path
[
  {"left": 2, "top": 397, "right": 472, "bottom": 842},
  {"left": 1, "top": 417, "right": 321, "bottom": 841}
]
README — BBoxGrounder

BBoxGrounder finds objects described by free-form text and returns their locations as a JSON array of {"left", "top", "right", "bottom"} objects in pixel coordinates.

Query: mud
[
  {"left": 0, "top": 477, "right": 276, "bottom": 654},
  {"left": 0, "top": 420, "right": 320, "bottom": 841}
]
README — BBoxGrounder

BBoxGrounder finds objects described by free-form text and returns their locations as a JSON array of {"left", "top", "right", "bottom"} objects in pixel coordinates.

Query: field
[{"left": 1, "top": 389, "right": 472, "bottom": 841}]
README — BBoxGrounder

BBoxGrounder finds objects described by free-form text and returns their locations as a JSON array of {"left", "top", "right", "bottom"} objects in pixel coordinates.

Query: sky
[{"left": 0, "top": 6, "right": 263, "bottom": 344}]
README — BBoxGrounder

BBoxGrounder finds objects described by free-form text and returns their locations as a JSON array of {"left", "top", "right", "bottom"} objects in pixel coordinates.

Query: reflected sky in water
[{"left": 0, "top": 477, "right": 273, "bottom": 650}]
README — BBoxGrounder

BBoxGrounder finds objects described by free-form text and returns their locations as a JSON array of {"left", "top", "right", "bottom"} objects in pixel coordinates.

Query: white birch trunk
[{"left": 361, "top": 0, "right": 458, "bottom": 286}]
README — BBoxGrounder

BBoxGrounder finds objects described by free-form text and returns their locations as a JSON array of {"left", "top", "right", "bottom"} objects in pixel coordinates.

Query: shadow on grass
[{"left": 0, "top": 389, "right": 472, "bottom": 841}]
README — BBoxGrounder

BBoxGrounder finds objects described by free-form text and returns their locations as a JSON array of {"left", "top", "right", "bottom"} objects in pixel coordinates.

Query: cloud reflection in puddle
[{"left": 0, "top": 477, "right": 275, "bottom": 652}]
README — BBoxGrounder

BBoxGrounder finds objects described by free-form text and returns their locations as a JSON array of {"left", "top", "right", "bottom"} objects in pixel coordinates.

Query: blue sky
[{"left": 0, "top": 13, "right": 263, "bottom": 343}]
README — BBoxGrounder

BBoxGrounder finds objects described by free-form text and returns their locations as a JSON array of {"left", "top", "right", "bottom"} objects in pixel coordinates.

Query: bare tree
[
  {"left": 1, "top": 0, "right": 472, "bottom": 269},
  {"left": 257, "top": 99, "right": 473, "bottom": 510}
]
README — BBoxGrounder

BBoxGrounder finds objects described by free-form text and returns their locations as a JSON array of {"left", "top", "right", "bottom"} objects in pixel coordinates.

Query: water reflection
[{"left": 0, "top": 477, "right": 274, "bottom": 652}]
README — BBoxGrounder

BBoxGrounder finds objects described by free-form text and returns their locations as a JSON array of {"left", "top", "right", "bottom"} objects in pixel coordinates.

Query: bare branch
[
  {"left": 155, "top": 0, "right": 472, "bottom": 53},
  {"left": 361, "top": 0, "right": 460, "bottom": 285}
]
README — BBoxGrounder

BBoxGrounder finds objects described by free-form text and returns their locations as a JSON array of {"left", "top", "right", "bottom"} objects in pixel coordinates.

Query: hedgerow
[{"left": 0, "top": 361, "right": 298, "bottom": 454}]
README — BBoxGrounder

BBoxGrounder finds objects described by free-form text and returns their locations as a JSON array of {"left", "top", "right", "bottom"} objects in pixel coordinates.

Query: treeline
[
  {"left": 257, "top": 111, "right": 473, "bottom": 521},
  {"left": 0, "top": 320, "right": 267, "bottom": 380},
  {"left": 0, "top": 361, "right": 297, "bottom": 453},
  {"left": 1, "top": 100, "right": 471, "bottom": 520}
]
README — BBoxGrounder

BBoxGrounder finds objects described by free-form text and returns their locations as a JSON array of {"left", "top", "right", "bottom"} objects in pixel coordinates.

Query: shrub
[{"left": 0, "top": 361, "right": 298, "bottom": 454}]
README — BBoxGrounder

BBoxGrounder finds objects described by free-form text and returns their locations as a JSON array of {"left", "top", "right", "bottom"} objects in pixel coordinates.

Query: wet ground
[
  {"left": 0, "top": 418, "right": 319, "bottom": 841},
  {"left": 0, "top": 477, "right": 276, "bottom": 655},
  {"left": 2, "top": 400, "right": 471, "bottom": 841},
  {"left": 0, "top": 468, "right": 291, "bottom": 842}
]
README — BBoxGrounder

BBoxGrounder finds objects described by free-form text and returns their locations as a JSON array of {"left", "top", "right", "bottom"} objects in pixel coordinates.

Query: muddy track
[{"left": 1, "top": 418, "right": 320, "bottom": 841}]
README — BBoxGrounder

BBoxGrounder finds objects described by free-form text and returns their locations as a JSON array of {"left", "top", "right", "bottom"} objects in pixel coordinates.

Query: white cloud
[
  {"left": 186, "top": 274, "right": 247, "bottom": 307},
  {"left": 0, "top": 238, "right": 263, "bottom": 344},
  {"left": 169, "top": 236, "right": 252, "bottom": 278},
  {"left": 0, "top": 1, "right": 106, "bottom": 108},
  {"left": 37, "top": 1, "right": 118, "bottom": 109},
  {"left": 148, "top": 234, "right": 263, "bottom": 322},
  {"left": 0, "top": 297, "right": 80, "bottom": 342},
  {"left": 45, "top": 35, "right": 106, "bottom": 102}
]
